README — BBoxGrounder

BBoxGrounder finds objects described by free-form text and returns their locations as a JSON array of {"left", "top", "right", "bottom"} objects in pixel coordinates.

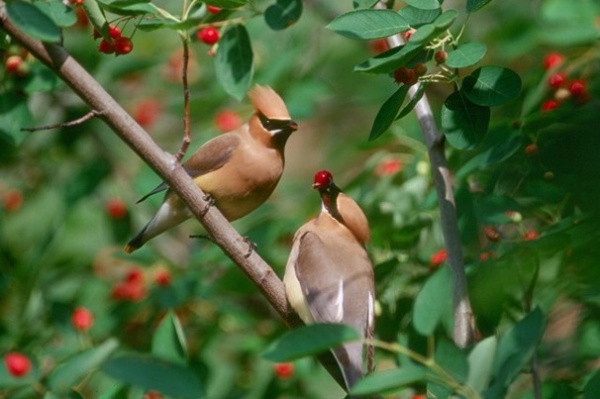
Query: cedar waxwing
[
  {"left": 284, "top": 170, "right": 375, "bottom": 392},
  {"left": 124, "top": 85, "right": 298, "bottom": 253}
]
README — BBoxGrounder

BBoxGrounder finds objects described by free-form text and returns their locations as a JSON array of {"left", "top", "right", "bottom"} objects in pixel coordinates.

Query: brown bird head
[
  {"left": 248, "top": 85, "right": 298, "bottom": 150},
  {"left": 313, "top": 170, "right": 371, "bottom": 245}
]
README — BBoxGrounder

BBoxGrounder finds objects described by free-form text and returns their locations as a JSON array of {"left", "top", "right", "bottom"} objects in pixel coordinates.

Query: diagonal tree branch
[
  {"left": 379, "top": 2, "right": 476, "bottom": 348},
  {"left": 0, "top": 5, "right": 290, "bottom": 324}
]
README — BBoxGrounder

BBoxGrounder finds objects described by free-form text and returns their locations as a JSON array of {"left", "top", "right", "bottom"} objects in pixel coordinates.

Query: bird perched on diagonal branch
[{"left": 124, "top": 85, "right": 298, "bottom": 253}]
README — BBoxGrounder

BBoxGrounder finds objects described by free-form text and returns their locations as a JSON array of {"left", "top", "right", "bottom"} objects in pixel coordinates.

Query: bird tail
[
  {"left": 332, "top": 341, "right": 365, "bottom": 393},
  {"left": 124, "top": 226, "right": 148, "bottom": 253}
]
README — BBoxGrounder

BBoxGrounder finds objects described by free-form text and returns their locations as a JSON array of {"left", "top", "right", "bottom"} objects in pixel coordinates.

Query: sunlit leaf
[
  {"left": 262, "top": 324, "right": 361, "bottom": 362},
  {"left": 327, "top": 9, "right": 409, "bottom": 40},
  {"left": 215, "top": 24, "right": 253, "bottom": 100},
  {"left": 467, "top": 337, "right": 497, "bottom": 394},
  {"left": 351, "top": 365, "right": 426, "bottom": 395},
  {"left": 462, "top": 66, "right": 521, "bottom": 106},
  {"left": 6, "top": 0, "right": 61, "bottom": 43},
  {"left": 445, "top": 42, "right": 487, "bottom": 68},
  {"left": 265, "top": 0, "right": 302, "bottom": 30},
  {"left": 441, "top": 91, "right": 490, "bottom": 150}
]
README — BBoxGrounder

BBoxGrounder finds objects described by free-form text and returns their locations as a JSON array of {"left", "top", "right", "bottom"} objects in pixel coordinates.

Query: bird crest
[{"left": 248, "top": 85, "right": 291, "bottom": 120}]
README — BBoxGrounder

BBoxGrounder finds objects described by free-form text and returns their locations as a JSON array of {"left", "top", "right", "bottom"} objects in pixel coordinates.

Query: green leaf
[
  {"left": 152, "top": 311, "right": 188, "bottom": 365},
  {"left": 398, "top": 6, "right": 441, "bottom": 27},
  {"left": 23, "top": 63, "right": 62, "bottom": 93},
  {"left": 396, "top": 82, "right": 426, "bottom": 120},
  {"left": 97, "top": 0, "right": 155, "bottom": 16},
  {"left": 467, "top": 0, "right": 494, "bottom": 13},
  {"left": 215, "top": 24, "right": 253, "bottom": 100},
  {"left": 407, "top": 24, "right": 435, "bottom": 44},
  {"left": 82, "top": 0, "right": 110, "bottom": 40},
  {"left": 584, "top": 369, "right": 600, "bottom": 399},
  {"left": 204, "top": 0, "right": 247, "bottom": 7},
  {"left": 473, "top": 195, "right": 520, "bottom": 224},
  {"left": 351, "top": 366, "right": 426, "bottom": 395},
  {"left": 64, "top": 159, "right": 112, "bottom": 205},
  {"left": 326, "top": 9, "right": 409, "bottom": 40},
  {"left": 262, "top": 323, "right": 361, "bottom": 362},
  {"left": 6, "top": 0, "right": 61, "bottom": 43},
  {"left": 413, "top": 266, "right": 452, "bottom": 336},
  {"left": 369, "top": 86, "right": 409, "bottom": 141},
  {"left": 35, "top": 0, "right": 78, "bottom": 28},
  {"left": 435, "top": 338, "right": 469, "bottom": 384},
  {"left": 48, "top": 339, "right": 119, "bottom": 393},
  {"left": 466, "top": 336, "right": 497, "bottom": 394},
  {"left": 101, "top": 354, "right": 202, "bottom": 398},
  {"left": 445, "top": 42, "right": 487, "bottom": 68},
  {"left": 0, "top": 90, "right": 32, "bottom": 146},
  {"left": 264, "top": 0, "right": 302, "bottom": 30},
  {"left": 404, "top": 0, "right": 440, "bottom": 10},
  {"left": 485, "top": 308, "right": 546, "bottom": 399},
  {"left": 355, "top": 41, "right": 423, "bottom": 74},
  {"left": 462, "top": 66, "right": 521, "bottom": 107},
  {"left": 433, "top": 9, "right": 458, "bottom": 30},
  {"left": 441, "top": 91, "right": 490, "bottom": 150}
]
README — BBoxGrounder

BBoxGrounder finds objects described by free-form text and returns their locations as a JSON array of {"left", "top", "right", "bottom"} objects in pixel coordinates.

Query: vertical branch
[
  {"left": 378, "top": 3, "right": 476, "bottom": 348},
  {"left": 175, "top": 33, "right": 192, "bottom": 162}
]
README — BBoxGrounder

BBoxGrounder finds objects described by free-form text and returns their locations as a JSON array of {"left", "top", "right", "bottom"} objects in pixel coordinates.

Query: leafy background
[{"left": 1, "top": 0, "right": 600, "bottom": 397}]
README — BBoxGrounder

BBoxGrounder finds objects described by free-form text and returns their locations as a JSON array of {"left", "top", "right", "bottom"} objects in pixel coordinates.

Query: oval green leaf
[
  {"left": 404, "top": 0, "right": 440, "bottom": 10},
  {"left": 441, "top": 91, "right": 490, "bottom": 150},
  {"left": 151, "top": 310, "right": 188, "bottom": 365},
  {"left": 433, "top": 9, "right": 458, "bottom": 29},
  {"left": 351, "top": 366, "right": 426, "bottom": 395},
  {"left": 466, "top": 336, "right": 497, "bottom": 394},
  {"left": 48, "top": 339, "right": 119, "bottom": 393},
  {"left": 408, "top": 24, "right": 435, "bottom": 44},
  {"left": 262, "top": 323, "right": 361, "bottom": 362},
  {"left": 265, "top": 0, "right": 302, "bottom": 30},
  {"left": 369, "top": 86, "right": 409, "bottom": 141},
  {"left": 462, "top": 66, "right": 521, "bottom": 107},
  {"left": 6, "top": 0, "right": 61, "bottom": 43},
  {"left": 215, "top": 24, "right": 253, "bottom": 100},
  {"left": 445, "top": 42, "right": 487, "bottom": 68},
  {"left": 413, "top": 266, "right": 453, "bottom": 336},
  {"left": 326, "top": 9, "right": 409, "bottom": 40},
  {"left": 355, "top": 42, "right": 423, "bottom": 74},
  {"left": 35, "top": 1, "right": 77, "bottom": 28},
  {"left": 101, "top": 354, "right": 202, "bottom": 398},
  {"left": 398, "top": 6, "right": 441, "bottom": 27}
]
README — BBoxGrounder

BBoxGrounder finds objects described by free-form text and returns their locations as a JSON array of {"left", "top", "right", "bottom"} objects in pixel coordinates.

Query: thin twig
[
  {"left": 21, "top": 109, "right": 101, "bottom": 132},
  {"left": 175, "top": 34, "right": 191, "bottom": 162},
  {"left": 376, "top": 1, "right": 476, "bottom": 347}
]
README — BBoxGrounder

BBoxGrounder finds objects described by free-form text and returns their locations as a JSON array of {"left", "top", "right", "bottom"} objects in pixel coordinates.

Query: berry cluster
[
  {"left": 393, "top": 63, "right": 427, "bottom": 87},
  {"left": 94, "top": 25, "right": 133, "bottom": 56},
  {"left": 541, "top": 52, "right": 590, "bottom": 112}
]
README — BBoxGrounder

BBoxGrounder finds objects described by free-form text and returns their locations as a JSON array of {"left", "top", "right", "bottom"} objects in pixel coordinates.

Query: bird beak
[{"left": 288, "top": 120, "right": 298, "bottom": 132}]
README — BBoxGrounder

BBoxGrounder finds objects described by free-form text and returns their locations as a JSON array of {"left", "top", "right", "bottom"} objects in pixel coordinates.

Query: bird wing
[{"left": 135, "top": 134, "right": 241, "bottom": 203}]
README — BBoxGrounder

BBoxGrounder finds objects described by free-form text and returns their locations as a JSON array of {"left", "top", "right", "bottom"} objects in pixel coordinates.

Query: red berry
[
  {"left": 393, "top": 67, "right": 417, "bottom": 86},
  {"left": 3, "top": 190, "right": 23, "bottom": 212},
  {"left": 207, "top": 5, "right": 222, "bottom": 13},
  {"left": 434, "top": 50, "right": 447, "bottom": 65},
  {"left": 368, "top": 39, "right": 388, "bottom": 55},
  {"left": 524, "top": 143, "right": 538, "bottom": 157},
  {"left": 197, "top": 27, "right": 220, "bottom": 45},
  {"left": 214, "top": 110, "right": 242, "bottom": 133},
  {"left": 541, "top": 99, "right": 559, "bottom": 112},
  {"left": 71, "top": 307, "right": 94, "bottom": 331},
  {"left": 375, "top": 159, "right": 402, "bottom": 176},
  {"left": 5, "top": 55, "right": 22, "bottom": 74},
  {"left": 274, "top": 363, "right": 294, "bottom": 379},
  {"left": 106, "top": 198, "right": 127, "bottom": 219},
  {"left": 69, "top": 0, "right": 84, "bottom": 5},
  {"left": 429, "top": 248, "right": 447, "bottom": 269},
  {"left": 547, "top": 72, "right": 566, "bottom": 89},
  {"left": 414, "top": 63, "right": 427, "bottom": 77},
  {"left": 109, "top": 25, "right": 122, "bottom": 39},
  {"left": 75, "top": 7, "right": 89, "bottom": 28},
  {"left": 134, "top": 99, "right": 162, "bottom": 128},
  {"left": 523, "top": 230, "right": 538, "bottom": 241},
  {"left": 484, "top": 226, "right": 501, "bottom": 242},
  {"left": 404, "top": 29, "right": 415, "bottom": 41},
  {"left": 126, "top": 268, "right": 144, "bottom": 283},
  {"left": 404, "top": 69, "right": 418, "bottom": 86},
  {"left": 479, "top": 251, "right": 493, "bottom": 262},
  {"left": 154, "top": 269, "right": 172, "bottom": 287},
  {"left": 98, "top": 39, "right": 115, "bottom": 54},
  {"left": 4, "top": 352, "right": 31, "bottom": 378},
  {"left": 543, "top": 52, "right": 564, "bottom": 70},
  {"left": 412, "top": 395, "right": 426, "bottom": 399},
  {"left": 568, "top": 79, "right": 586, "bottom": 97},
  {"left": 114, "top": 37, "right": 133, "bottom": 55}
]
